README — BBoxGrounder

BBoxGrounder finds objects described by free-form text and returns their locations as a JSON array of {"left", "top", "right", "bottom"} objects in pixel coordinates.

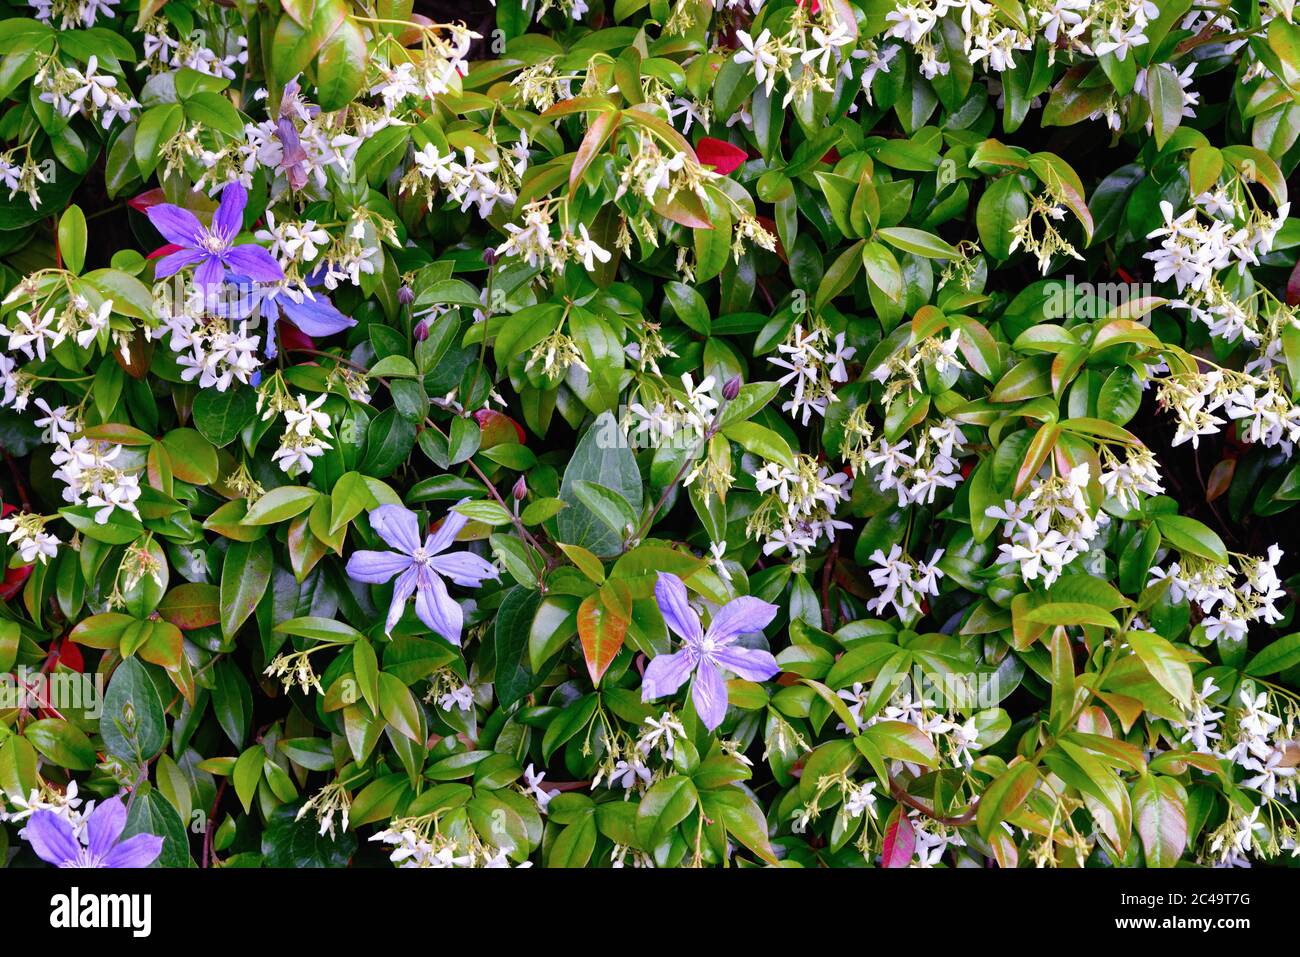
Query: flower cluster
[
  {"left": 747, "top": 455, "right": 853, "bottom": 560},
  {"left": 3, "top": 0, "right": 1300, "bottom": 877},
  {"left": 987, "top": 464, "right": 1106, "bottom": 586}
]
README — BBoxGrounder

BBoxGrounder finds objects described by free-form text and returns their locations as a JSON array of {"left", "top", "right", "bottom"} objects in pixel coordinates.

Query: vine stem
[
  {"left": 889, "top": 777, "right": 977, "bottom": 827},
  {"left": 628, "top": 396, "right": 732, "bottom": 547},
  {"left": 202, "top": 778, "right": 228, "bottom": 869}
]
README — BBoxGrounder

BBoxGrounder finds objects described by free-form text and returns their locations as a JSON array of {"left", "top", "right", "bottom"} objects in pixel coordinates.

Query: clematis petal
[
  {"left": 641, "top": 649, "right": 694, "bottom": 702},
  {"left": 424, "top": 507, "right": 470, "bottom": 555},
  {"left": 691, "top": 660, "right": 729, "bottom": 731},
  {"left": 368, "top": 504, "right": 422, "bottom": 555},
  {"left": 84, "top": 795, "right": 128, "bottom": 860},
  {"left": 710, "top": 645, "right": 780, "bottom": 683},
  {"left": 193, "top": 254, "right": 223, "bottom": 291},
  {"left": 279, "top": 291, "right": 355, "bottom": 337},
  {"left": 384, "top": 566, "right": 419, "bottom": 634},
  {"left": 100, "top": 833, "right": 163, "bottom": 869},
  {"left": 145, "top": 203, "right": 205, "bottom": 247},
  {"left": 152, "top": 247, "right": 206, "bottom": 279},
  {"left": 426, "top": 550, "right": 499, "bottom": 587},
  {"left": 415, "top": 571, "right": 463, "bottom": 645},
  {"left": 654, "top": 572, "right": 703, "bottom": 644},
  {"left": 345, "top": 549, "right": 411, "bottom": 584},
  {"left": 23, "top": 810, "right": 80, "bottom": 866},
  {"left": 211, "top": 181, "right": 248, "bottom": 241},
  {"left": 705, "top": 596, "right": 779, "bottom": 645},
  {"left": 224, "top": 245, "right": 285, "bottom": 282}
]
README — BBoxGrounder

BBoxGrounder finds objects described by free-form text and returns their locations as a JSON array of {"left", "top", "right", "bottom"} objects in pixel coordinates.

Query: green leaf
[
  {"left": 261, "top": 802, "right": 357, "bottom": 867},
  {"left": 329, "top": 471, "right": 376, "bottom": 534},
  {"left": 529, "top": 594, "right": 582, "bottom": 672},
  {"left": 572, "top": 480, "right": 637, "bottom": 539},
  {"left": 557, "top": 412, "right": 643, "bottom": 558},
  {"left": 1246, "top": 633, "right": 1300, "bottom": 676},
  {"left": 124, "top": 790, "right": 192, "bottom": 868},
  {"left": 495, "top": 587, "right": 545, "bottom": 708},
  {"left": 721, "top": 421, "right": 796, "bottom": 469},
  {"left": 1154, "top": 514, "right": 1228, "bottom": 564},
  {"left": 101, "top": 657, "right": 165, "bottom": 765},
  {"left": 57, "top": 205, "right": 87, "bottom": 274},
  {"left": 233, "top": 746, "right": 265, "bottom": 813},
  {"left": 698, "top": 788, "right": 778, "bottom": 865},
  {"left": 861, "top": 240, "right": 903, "bottom": 303},
  {"left": 193, "top": 386, "right": 257, "bottom": 447},
  {"left": 221, "top": 538, "right": 272, "bottom": 638},
  {"left": 1133, "top": 774, "right": 1187, "bottom": 868},
  {"left": 634, "top": 775, "right": 698, "bottom": 848},
  {"left": 875, "top": 226, "right": 959, "bottom": 260},
  {"left": 212, "top": 658, "right": 253, "bottom": 748},
  {"left": 1126, "top": 629, "right": 1193, "bottom": 711},
  {"left": 243, "top": 486, "right": 319, "bottom": 525},
  {"left": 1145, "top": 63, "right": 1183, "bottom": 150},
  {"left": 977, "top": 174, "right": 1029, "bottom": 260},
  {"left": 24, "top": 718, "right": 96, "bottom": 770},
  {"left": 377, "top": 671, "right": 423, "bottom": 742},
  {"left": 134, "top": 103, "right": 183, "bottom": 177},
  {"left": 275, "top": 617, "right": 363, "bottom": 643},
  {"left": 976, "top": 760, "right": 1039, "bottom": 838},
  {"left": 1023, "top": 603, "right": 1120, "bottom": 630},
  {"left": 315, "top": 15, "right": 368, "bottom": 111}
]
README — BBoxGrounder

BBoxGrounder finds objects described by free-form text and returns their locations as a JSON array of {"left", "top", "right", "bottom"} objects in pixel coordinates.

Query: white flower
[
  {"left": 3, "top": 308, "right": 62, "bottom": 360},
  {"left": 522, "top": 763, "right": 555, "bottom": 812},
  {"left": 572, "top": 224, "right": 611, "bottom": 272},
  {"left": 734, "top": 30, "right": 781, "bottom": 93}
]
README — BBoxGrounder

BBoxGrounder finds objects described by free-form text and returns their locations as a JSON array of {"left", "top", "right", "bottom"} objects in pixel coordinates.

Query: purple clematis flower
[
  {"left": 145, "top": 182, "right": 284, "bottom": 290},
  {"left": 223, "top": 269, "right": 355, "bottom": 358},
  {"left": 345, "top": 504, "right": 499, "bottom": 644},
  {"left": 23, "top": 795, "right": 163, "bottom": 868},
  {"left": 642, "top": 572, "right": 780, "bottom": 730},
  {"left": 275, "top": 117, "right": 311, "bottom": 192}
]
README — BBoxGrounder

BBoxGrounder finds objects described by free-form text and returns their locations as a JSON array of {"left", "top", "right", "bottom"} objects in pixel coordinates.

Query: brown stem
[
  {"left": 820, "top": 539, "right": 840, "bottom": 632},
  {"left": 889, "top": 777, "right": 977, "bottom": 827},
  {"left": 202, "top": 778, "right": 228, "bottom": 869}
]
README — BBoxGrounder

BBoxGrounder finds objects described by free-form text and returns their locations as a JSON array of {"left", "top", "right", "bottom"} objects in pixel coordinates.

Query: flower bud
[
  {"left": 483, "top": 247, "right": 498, "bottom": 267},
  {"left": 397, "top": 284, "right": 414, "bottom": 305},
  {"left": 413, "top": 319, "right": 429, "bottom": 342},
  {"left": 512, "top": 476, "right": 527, "bottom": 501},
  {"left": 722, "top": 375, "right": 742, "bottom": 401}
]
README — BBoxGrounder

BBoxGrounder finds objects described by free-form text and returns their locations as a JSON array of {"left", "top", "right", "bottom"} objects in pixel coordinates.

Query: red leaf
[
  {"left": 695, "top": 137, "right": 748, "bottom": 175},
  {"left": 157, "top": 583, "right": 221, "bottom": 630},
  {"left": 277, "top": 319, "right": 316, "bottom": 355},
  {"left": 475, "top": 409, "right": 526, "bottom": 446},
  {"left": 881, "top": 805, "right": 916, "bottom": 868},
  {"left": 0, "top": 562, "right": 32, "bottom": 602},
  {"left": 147, "top": 243, "right": 184, "bottom": 261},
  {"left": 577, "top": 592, "right": 628, "bottom": 686},
  {"left": 128, "top": 188, "right": 166, "bottom": 213},
  {"left": 51, "top": 638, "right": 84, "bottom": 673}
]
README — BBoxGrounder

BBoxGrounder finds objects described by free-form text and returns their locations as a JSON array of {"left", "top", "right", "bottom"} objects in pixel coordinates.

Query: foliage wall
[{"left": 1, "top": 0, "right": 1299, "bottom": 869}]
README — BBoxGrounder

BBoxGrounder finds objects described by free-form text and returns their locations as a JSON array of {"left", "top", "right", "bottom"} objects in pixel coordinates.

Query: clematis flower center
[{"left": 199, "top": 232, "right": 229, "bottom": 254}]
